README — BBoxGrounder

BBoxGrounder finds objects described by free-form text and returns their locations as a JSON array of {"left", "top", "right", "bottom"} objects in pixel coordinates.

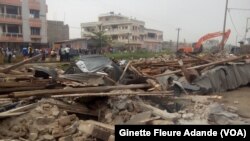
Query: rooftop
[
  {"left": 145, "top": 28, "right": 163, "bottom": 33},
  {"left": 98, "top": 11, "right": 127, "bottom": 18}
]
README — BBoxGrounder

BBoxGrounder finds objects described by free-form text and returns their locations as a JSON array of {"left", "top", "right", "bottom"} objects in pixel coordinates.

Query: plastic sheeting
[{"left": 194, "top": 63, "right": 250, "bottom": 94}]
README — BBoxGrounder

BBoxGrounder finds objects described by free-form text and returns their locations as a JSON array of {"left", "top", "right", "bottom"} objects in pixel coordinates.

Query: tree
[{"left": 90, "top": 31, "right": 111, "bottom": 49}]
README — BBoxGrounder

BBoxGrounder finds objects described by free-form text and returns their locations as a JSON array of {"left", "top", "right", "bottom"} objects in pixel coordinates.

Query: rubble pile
[
  {"left": 0, "top": 100, "right": 114, "bottom": 140},
  {"left": 176, "top": 95, "right": 250, "bottom": 125},
  {"left": 0, "top": 53, "right": 250, "bottom": 139},
  {"left": 130, "top": 53, "right": 250, "bottom": 94}
]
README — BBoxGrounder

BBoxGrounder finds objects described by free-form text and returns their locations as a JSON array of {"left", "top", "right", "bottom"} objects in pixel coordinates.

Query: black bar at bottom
[{"left": 115, "top": 125, "right": 250, "bottom": 141}]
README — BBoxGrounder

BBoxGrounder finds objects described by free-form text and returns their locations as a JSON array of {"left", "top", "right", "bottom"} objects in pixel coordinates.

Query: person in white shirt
[{"left": 65, "top": 45, "right": 70, "bottom": 61}]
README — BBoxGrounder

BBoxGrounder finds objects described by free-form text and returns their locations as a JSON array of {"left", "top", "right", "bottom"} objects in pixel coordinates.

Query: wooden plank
[
  {"left": 0, "top": 87, "right": 46, "bottom": 94},
  {"left": 137, "top": 102, "right": 180, "bottom": 120},
  {"left": 140, "top": 116, "right": 161, "bottom": 123},
  {"left": 11, "top": 84, "right": 151, "bottom": 98},
  {"left": 0, "top": 54, "right": 42, "bottom": 74},
  {"left": 153, "top": 56, "right": 245, "bottom": 77},
  {"left": 0, "top": 112, "right": 27, "bottom": 118},
  {"left": 85, "top": 120, "right": 115, "bottom": 132},
  {"left": 55, "top": 104, "right": 97, "bottom": 117},
  {"left": 1, "top": 103, "right": 37, "bottom": 114},
  {"left": 52, "top": 91, "right": 173, "bottom": 98},
  {"left": 0, "top": 81, "right": 48, "bottom": 88},
  {"left": 117, "top": 61, "right": 131, "bottom": 83},
  {"left": 185, "top": 53, "right": 212, "bottom": 63}
]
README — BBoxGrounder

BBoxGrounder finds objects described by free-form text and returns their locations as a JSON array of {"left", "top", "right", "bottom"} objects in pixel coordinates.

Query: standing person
[
  {"left": 50, "top": 49, "right": 57, "bottom": 62},
  {"left": 28, "top": 44, "right": 33, "bottom": 58},
  {"left": 12, "top": 49, "right": 16, "bottom": 61},
  {"left": 45, "top": 48, "right": 48, "bottom": 58},
  {"left": 59, "top": 45, "right": 63, "bottom": 62},
  {"left": 7, "top": 47, "right": 12, "bottom": 63},
  {"left": 0, "top": 46, "right": 3, "bottom": 64},
  {"left": 34, "top": 48, "right": 39, "bottom": 56},
  {"left": 65, "top": 45, "right": 70, "bottom": 61},
  {"left": 41, "top": 48, "right": 46, "bottom": 62},
  {"left": 0, "top": 46, "right": 3, "bottom": 55},
  {"left": 22, "top": 47, "right": 28, "bottom": 59},
  {"left": 2, "top": 47, "right": 7, "bottom": 62}
]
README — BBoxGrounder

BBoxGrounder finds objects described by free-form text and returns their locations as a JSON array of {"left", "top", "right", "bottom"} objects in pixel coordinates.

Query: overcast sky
[{"left": 46, "top": 0, "right": 250, "bottom": 45}]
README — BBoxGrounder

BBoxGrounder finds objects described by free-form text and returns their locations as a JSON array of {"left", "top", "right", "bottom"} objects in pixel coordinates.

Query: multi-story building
[
  {"left": 81, "top": 12, "right": 163, "bottom": 51},
  {"left": 0, "top": 0, "right": 47, "bottom": 49},
  {"left": 47, "top": 20, "right": 69, "bottom": 46}
]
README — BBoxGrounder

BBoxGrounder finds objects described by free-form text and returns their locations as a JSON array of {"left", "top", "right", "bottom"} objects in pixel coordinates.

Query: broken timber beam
[
  {"left": 0, "top": 81, "right": 49, "bottom": 88},
  {"left": 0, "top": 87, "right": 46, "bottom": 94},
  {"left": 52, "top": 91, "right": 173, "bottom": 98},
  {"left": 85, "top": 120, "right": 115, "bottom": 132},
  {"left": 117, "top": 61, "right": 131, "bottom": 83},
  {"left": 185, "top": 53, "right": 212, "bottom": 63},
  {"left": 0, "top": 54, "right": 42, "bottom": 74},
  {"left": 153, "top": 55, "right": 245, "bottom": 78},
  {"left": 11, "top": 84, "right": 151, "bottom": 98},
  {"left": 137, "top": 102, "right": 181, "bottom": 120}
]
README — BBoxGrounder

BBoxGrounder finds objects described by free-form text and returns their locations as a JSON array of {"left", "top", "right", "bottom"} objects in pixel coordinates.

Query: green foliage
[{"left": 90, "top": 31, "right": 112, "bottom": 48}]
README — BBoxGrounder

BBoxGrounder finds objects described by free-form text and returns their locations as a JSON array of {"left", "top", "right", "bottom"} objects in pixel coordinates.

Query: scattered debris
[{"left": 0, "top": 53, "right": 250, "bottom": 139}]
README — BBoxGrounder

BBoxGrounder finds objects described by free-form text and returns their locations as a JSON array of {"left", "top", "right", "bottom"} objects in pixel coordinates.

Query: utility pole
[
  {"left": 176, "top": 28, "right": 181, "bottom": 51},
  {"left": 221, "top": 0, "right": 229, "bottom": 50},
  {"left": 244, "top": 18, "right": 250, "bottom": 41},
  {"left": 236, "top": 35, "right": 238, "bottom": 46}
]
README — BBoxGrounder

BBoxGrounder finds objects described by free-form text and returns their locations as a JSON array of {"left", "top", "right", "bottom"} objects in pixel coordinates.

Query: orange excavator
[{"left": 178, "top": 29, "right": 231, "bottom": 54}]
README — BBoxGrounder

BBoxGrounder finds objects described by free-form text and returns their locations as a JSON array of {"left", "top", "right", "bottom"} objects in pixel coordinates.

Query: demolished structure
[{"left": 0, "top": 52, "right": 250, "bottom": 140}]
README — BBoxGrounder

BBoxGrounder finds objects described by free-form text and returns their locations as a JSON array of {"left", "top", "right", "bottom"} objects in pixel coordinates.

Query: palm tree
[{"left": 92, "top": 31, "right": 111, "bottom": 48}]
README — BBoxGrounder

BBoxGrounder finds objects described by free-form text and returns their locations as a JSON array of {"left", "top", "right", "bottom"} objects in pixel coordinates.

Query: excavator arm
[
  {"left": 194, "top": 29, "right": 231, "bottom": 49},
  {"left": 177, "top": 29, "right": 231, "bottom": 54}
]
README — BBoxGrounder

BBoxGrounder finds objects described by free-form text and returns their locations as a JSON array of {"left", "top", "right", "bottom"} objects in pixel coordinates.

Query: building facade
[
  {"left": 47, "top": 20, "right": 69, "bottom": 47},
  {"left": 0, "top": 0, "right": 47, "bottom": 49},
  {"left": 81, "top": 12, "right": 163, "bottom": 51}
]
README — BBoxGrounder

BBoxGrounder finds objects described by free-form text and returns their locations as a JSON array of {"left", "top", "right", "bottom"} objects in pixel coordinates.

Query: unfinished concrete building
[
  {"left": 0, "top": 0, "right": 47, "bottom": 49},
  {"left": 81, "top": 12, "right": 163, "bottom": 51},
  {"left": 47, "top": 20, "right": 69, "bottom": 47}
]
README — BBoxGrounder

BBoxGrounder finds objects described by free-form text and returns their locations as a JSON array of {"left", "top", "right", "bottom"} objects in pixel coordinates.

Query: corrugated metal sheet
[{"left": 194, "top": 63, "right": 250, "bottom": 94}]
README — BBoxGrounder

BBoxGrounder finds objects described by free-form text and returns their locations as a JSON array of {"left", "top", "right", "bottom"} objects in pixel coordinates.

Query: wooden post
[
  {"left": 117, "top": 61, "right": 131, "bottom": 83},
  {"left": 11, "top": 84, "right": 151, "bottom": 98},
  {"left": 0, "top": 54, "right": 42, "bottom": 74}
]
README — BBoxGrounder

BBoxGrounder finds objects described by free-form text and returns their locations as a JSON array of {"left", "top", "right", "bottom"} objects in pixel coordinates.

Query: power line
[
  {"left": 227, "top": 9, "right": 239, "bottom": 35},
  {"left": 228, "top": 8, "right": 250, "bottom": 11}
]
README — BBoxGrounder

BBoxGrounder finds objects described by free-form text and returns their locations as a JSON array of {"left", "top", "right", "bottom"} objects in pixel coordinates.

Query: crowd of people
[
  {"left": 0, "top": 44, "right": 99, "bottom": 64},
  {"left": 0, "top": 44, "right": 47, "bottom": 63},
  {"left": 0, "top": 47, "right": 16, "bottom": 63}
]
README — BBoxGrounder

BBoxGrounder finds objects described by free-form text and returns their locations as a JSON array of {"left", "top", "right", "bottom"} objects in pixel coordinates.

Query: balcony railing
[
  {"left": 144, "top": 37, "right": 163, "bottom": 42},
  {"left": 117, "top": 39, "right": 143, "bottom": 44},
  {"left": 30, "top": 35, "right": 41, "bottom": 38},
  {"left": 0, "top": 13, "right": 22, "bottom": 19},
  {"left": 105, "top": 29, "right": 145, "bottom": 35},
  {"left": 0, "top": 0, "right": 22, "bottom": 6},
  {"left": 29, "top": 19, "right": 42, "bottom": 27},
  {"left": 0, "top": 32, "right": 23, "bottom": 42},
  {"left": 1, "top": 32, "right": 23, "bottom": 38},
  {"left": 106, "top": 29, "right": 130, "bottom": 35}
]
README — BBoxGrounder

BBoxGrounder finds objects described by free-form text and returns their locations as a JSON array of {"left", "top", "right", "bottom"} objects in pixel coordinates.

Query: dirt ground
[{"left": 216, "top": 87, "right": 250, "bottom": 118}]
